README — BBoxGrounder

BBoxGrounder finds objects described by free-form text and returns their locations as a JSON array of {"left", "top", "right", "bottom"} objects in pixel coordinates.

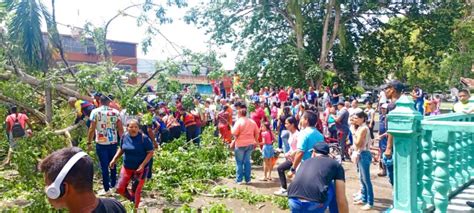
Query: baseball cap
[
  {"left": 313, "top": 143, "right": 330, "bottom": 155},
  {"left": 381, "top": 80, "right": 405, "bottom": 92},
  {"left": 381, "top": 103, "right": 388, "bottom": 109}
]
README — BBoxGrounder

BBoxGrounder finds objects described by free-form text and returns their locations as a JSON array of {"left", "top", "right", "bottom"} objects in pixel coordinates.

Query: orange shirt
[
  {"left": 226, "top": 105, "right": 233, "bottom": 124},
  {"left": 231, "top": 117, "right": 259, "bottom": 147}
]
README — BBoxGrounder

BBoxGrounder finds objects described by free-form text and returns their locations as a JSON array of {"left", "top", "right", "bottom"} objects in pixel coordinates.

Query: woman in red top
[
  {"left": 181, "top": 108, "right": 199, "bottom": 146},
  {"left": 217, "top": 105, "right": 232, "bottom": 143}
]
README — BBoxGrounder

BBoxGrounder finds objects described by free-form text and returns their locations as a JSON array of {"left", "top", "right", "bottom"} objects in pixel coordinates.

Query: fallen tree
[
  {"left": 0, "top": 66, "right": 93, "bottom": 102},
  {"left": 0, "top": 93, "right": 48, "bottom": 124}
]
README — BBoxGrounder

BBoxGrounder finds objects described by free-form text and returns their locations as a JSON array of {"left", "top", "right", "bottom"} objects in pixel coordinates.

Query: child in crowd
[{"left": 260, "top": 122, "right": 275, "bottom": 181}]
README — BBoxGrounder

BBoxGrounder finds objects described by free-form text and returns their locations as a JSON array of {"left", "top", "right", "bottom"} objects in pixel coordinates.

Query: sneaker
[
  {"left": 245, "top": 180, "right": 251, "bottom": 185},
  {"left": 236, "top": 182, "right": 244, "bottom": 185},
  {"left": 353, "top": 200, "right": 365, "bottom": 205},
  {"left": 274, "top": 188, "right": 288, "bottom": 196},
  {"left": 360, "top": 204, "right": 373, "bottom": 211}
]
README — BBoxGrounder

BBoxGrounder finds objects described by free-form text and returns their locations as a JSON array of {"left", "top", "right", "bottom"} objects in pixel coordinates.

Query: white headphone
[{"left": 45, "top": 151, "right": 88, "bottom": 199}]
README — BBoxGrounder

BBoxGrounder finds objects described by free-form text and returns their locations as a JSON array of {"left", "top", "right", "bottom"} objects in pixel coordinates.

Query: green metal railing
[{"left": 387, "top": 95, "right": 474, "bottom": 213}]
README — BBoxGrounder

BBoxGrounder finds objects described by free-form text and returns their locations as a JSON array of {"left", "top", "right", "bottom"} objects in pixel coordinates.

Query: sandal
[{"left": 259, "top": 177, "right": 268, "bottom": 181}]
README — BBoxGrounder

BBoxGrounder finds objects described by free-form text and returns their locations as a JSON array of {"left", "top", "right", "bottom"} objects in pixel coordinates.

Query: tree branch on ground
[{"left": 1, "top": 66, "right": 93, "bottom": 102}]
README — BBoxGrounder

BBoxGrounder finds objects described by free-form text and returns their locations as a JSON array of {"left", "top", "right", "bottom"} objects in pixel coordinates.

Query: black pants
[
  {"left": 169, "top": 126, "right": 181, "bottom": 140},
  {"left": 367, "top": 122, "right": 374, "bottom": 139},
  {"left": 277, "top": 160, "right": 293, "bottom": 189}
]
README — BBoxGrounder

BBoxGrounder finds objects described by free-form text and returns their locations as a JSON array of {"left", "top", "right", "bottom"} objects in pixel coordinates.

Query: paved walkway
[{"left": 448, "top": 182, "right": 474, "bottom": 213}]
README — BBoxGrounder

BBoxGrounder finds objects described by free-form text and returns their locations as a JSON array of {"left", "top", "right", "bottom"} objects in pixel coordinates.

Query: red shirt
[
  {"left": 261, "top": 130, "right": 273, "bottom": 145},
  {"left": 5, "top": 113, "right": 28, "bottom": 132},
  {"left": 251, "top": 107, "right": 266, "bottom": 128},
  {"left": 278, "top": 90, "right": 288, "bottom": 103}
]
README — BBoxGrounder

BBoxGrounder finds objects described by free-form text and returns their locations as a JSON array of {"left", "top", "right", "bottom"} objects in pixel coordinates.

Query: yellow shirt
[{"left": 453, "top": 101, "right": 474, "bottom": 113}]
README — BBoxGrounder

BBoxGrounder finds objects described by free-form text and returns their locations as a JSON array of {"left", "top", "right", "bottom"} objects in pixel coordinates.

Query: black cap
[
  {"left": 313, "top": 142, "right": 330, "bottom": 155},
  {"left": 381, "top": 80, "right": 405, "bottom": 93},
  {"left": 292, "top": 97, "right": 300, "bottom": 102}
]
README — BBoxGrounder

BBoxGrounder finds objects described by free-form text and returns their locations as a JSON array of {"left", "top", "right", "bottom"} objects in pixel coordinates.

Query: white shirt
[
  {"left": 379, "top": 91, "right": 387, "bottom": 104},
  {"left": 90, "top": 106, "right": 121, "bottom": 145}
]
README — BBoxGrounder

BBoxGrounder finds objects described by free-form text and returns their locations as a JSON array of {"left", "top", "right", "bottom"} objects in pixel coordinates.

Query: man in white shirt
[{"left": 378, "top": 90, "right": 387, "bottom": 111}]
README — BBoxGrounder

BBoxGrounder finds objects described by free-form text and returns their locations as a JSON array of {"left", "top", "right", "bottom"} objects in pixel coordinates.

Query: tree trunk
[
  {"left": 319, "top": 0, "right": 335, "bottom": 67},
  {"left": 0, "top": 67, "right": 93, "bottom": 101},
  {"left": 287, "top": 0, "right": 308, "bottom": 85},
  {"left": 44, "top": 84, "right": 53, "bottom": 123}
]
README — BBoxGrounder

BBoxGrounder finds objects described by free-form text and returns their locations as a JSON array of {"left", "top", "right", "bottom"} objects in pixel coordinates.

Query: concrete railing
[{"left": 387, "top": 95, "right": 474, "bottom": 213}]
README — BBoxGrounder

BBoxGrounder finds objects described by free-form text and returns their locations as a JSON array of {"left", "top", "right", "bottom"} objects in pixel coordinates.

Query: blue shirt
[
  {"left": 306, "top": 92, "right": 317, "bottom": 105},
  {"left": 297, "top": 127, "right": 324, "bottom": 161},
  {"left": 121, "top": 134, "right": 154, "bottom": 170}
]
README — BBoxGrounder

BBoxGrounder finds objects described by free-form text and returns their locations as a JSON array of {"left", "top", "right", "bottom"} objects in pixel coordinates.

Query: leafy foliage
[
  {"left": 358, "top": 2, "right": 470, "bottom": 91},
  {"left": 143, "top": 127, "right": 234, "bottom": 204}
]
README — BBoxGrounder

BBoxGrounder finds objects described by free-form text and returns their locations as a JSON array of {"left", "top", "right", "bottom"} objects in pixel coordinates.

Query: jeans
[
  {"left": 272, "top": 118, "right": 278, "bottom": 131},
  {"left": 169, "top": 126, "right": 181, "bottom": 140},
  {"left": 96, "top": 143, "right": 118, "bottom": 191},
  {"left": 185, "top": 125, "right": 199, "bottom": 146},
  {"left": 288, "top": 183, "right": 338, "bottom": 213},
  {"left": 358, "top": 151, "right": 374, "bottom": 206},
  {"left": 384, "top": 159, "right": 394, "bottom": 186},
  {"left": 147, "top": 158, "right": 153, "bottom": 179},
  {"left": 277, "top": 160, "right": 292, "bottom": 189},
  {"left": 234, "top": 145, "right": 254, "bottom": 183},
  {"left": 278, "top": 125, "right": 286, "bottom": 149},
  {"left": 195, "top": 126, "right": 202, "bottom": 145},
  {"left": 415, "top": 101, "right": 424, "bottom": 115}
]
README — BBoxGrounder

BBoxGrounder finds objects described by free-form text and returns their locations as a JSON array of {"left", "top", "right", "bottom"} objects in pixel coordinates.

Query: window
[{"left": 61, "top": 37, "right": 86, "bottom": 53}]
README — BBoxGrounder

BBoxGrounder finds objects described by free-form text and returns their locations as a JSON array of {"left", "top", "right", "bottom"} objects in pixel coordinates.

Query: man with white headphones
[{"left": 39, "top": 147, "right": 125, "bottom": 212}]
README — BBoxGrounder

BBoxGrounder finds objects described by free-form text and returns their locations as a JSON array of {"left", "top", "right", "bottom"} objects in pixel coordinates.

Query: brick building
[{"left": 46, "top": 34, "right": 138, "bottom": 84}]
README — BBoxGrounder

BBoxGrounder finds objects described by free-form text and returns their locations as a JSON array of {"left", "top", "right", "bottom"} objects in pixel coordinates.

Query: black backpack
[{"left": 11, "top": 114, "right": 26, "bottom": 138}]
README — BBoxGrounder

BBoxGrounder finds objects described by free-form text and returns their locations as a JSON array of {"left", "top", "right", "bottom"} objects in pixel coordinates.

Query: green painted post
[
  {"left": 387, "top": 95, "right": 423, "bottom": 213},
  {"left": 421, "top": 130, "right": 434, "bottom": 208},
  {"left": 432, "top": 131, "right": 453, "bottom": 213},
  {"left": 468, "top": 123, "right": 474, "bottom": 178},
  {"left": 453, "top": 132, "right": 463, "bottom": 188},
  {"left": 461, "top": 130, "right": 469, "bottom": 182},
  {"left": 468, "top": 98, "right": 474, "bottom": 179}
]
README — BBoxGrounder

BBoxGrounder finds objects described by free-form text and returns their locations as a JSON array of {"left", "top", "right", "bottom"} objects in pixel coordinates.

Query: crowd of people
[{"left": 3, "top": 79, "right": 474, "bottom": 212}]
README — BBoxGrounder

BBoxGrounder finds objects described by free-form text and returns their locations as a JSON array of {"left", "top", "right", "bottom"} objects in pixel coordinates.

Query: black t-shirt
[
  {"left": 92, "top": 198, "right": 126, "bottom": 213},
  {"left": 288, "top": 156, "right": 345, "bottom": 203},
  {"left": 331, "top": 88, "right": 341, "bottom": 103}
]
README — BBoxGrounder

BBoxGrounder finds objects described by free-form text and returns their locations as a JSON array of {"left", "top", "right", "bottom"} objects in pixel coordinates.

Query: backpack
[{"left": 11, "top": 114, "right": 25, "bottom": 138}]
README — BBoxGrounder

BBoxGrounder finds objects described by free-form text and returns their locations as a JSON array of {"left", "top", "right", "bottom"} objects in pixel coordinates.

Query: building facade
[{"left": 47, "top": 34, "right": 138, "bottom": 84}]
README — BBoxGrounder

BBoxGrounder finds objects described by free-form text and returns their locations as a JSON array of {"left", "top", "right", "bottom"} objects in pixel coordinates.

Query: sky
[{"left": 50, "top": 0, "right": 237, "bottom": 70}]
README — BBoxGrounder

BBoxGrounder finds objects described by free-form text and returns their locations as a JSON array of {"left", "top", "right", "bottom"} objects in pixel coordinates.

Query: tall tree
[
  {"left": 358, "top": 2, "right": 469, "bottom": 92},
  {"left": 6, "top": 0, "right": 54, "bottom": 123},
  {"left": 190, "top": 0, "right": 426, "bottom": 89}
]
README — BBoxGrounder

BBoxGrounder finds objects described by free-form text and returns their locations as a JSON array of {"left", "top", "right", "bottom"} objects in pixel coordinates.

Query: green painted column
[
  {"left": 460, "top": 130, "right": 469, "bottom": 182},
  {"left": 432, "top": 131, "right": 453, "bottom": 213},
  {"left": 387, "top": 95, "right": 423, "bottom": 213},
  {"left": 421, "top": 130, "right": 434, "bottom": 208},
  {"left": 451, "top": 132, "right": 461, "bottom": 189}
]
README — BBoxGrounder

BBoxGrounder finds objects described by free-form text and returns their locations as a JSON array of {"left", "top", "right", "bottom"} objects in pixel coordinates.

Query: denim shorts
[{"left": 263, "top": 144, "right": 274, "bottom": 159}]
